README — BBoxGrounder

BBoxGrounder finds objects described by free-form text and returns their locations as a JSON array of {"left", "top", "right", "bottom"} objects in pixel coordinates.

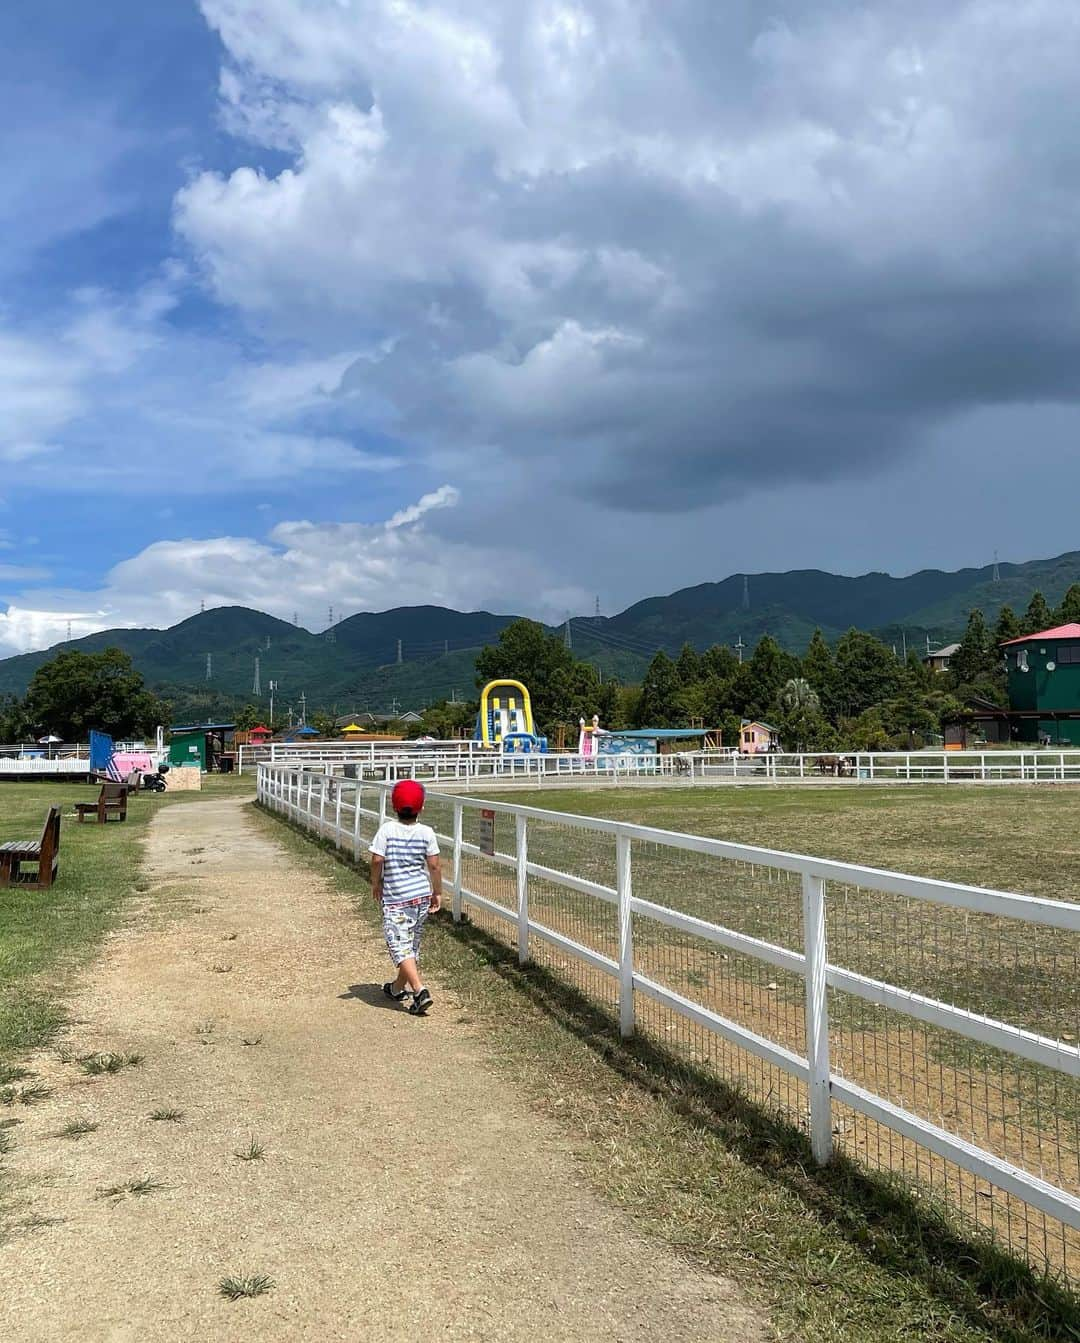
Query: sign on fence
[{"left": 479, "top": 808, "right": 496, "bottom": 856}]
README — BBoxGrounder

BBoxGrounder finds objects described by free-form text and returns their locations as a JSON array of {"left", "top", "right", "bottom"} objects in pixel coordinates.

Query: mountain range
[{"left": 2, "top": 549, "right": 1079, "bottom": 716}]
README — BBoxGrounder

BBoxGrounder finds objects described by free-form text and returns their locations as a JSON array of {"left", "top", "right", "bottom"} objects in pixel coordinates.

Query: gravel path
[{"left": 1, "top": 796, "right": 765, "bottom": 1341}]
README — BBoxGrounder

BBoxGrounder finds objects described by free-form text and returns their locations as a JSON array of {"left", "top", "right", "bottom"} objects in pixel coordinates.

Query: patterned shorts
[{"left": 382, "top": 899, "right": 430, "bottom": 967}]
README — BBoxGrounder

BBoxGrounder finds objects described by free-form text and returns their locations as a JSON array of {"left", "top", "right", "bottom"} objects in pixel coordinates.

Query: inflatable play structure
[{"left": 475, "top": 679, "right": 548, "bottom": 753}]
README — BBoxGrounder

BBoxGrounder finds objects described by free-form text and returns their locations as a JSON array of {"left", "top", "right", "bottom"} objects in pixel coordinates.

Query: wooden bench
[
  {"left": 0, "top": 806, "right": 61, "bottom": 888},
  {"left": 74, "top": 781, "right": 129, "bottom": 824}
]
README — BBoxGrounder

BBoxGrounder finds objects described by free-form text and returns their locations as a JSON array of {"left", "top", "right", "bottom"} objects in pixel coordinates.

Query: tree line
[
  {"left": 413, "top": 584, "right": 1080, "bottom": 751},
  {"left": 0, "top": 649, "right": 167, "bottom": 744}
]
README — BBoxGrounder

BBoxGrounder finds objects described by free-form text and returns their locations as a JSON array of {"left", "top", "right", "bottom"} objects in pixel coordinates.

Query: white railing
[
  {"left": 0, "top": 756, "right": 91, "bottom": 774},
  {"left": 256, "top": 761, "right": 1080, "bottom": 1281},
  {"left": 241, "top": 744, "right": 1080, "bottom": 787}
]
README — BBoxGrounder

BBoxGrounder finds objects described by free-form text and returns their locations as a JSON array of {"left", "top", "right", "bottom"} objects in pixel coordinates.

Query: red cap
[{"left": 391, "top": 779, "right": 426, "bottom": 816}]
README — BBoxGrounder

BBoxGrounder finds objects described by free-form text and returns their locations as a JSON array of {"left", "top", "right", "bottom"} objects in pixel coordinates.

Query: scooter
[{"left": 141, "top": 764, "right": 169, "bottom": 792}]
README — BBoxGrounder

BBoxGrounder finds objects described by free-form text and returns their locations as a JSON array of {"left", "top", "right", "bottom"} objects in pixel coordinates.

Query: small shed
[
  {"left": 739, "top": 719, "right": 780, "bottom": 754},
  {"left": 923, "top": 643, "right": 961, "bottom": 674}
]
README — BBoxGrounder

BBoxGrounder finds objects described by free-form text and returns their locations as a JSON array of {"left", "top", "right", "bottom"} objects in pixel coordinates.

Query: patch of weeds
[
  {"left": 98, "top": 1176, "right": 167, "bottom": 1200},
  {"left": 57, "top": 1118, "right": 99, "bottom": 1139},
  {"left": 0, "top": 1065, "right": 33, "bottom": 1085},
  {"left": 2, "top": 1082, "right": 53, "bottom": 1106},
  {"left": 78, "top": 1052, "right": 142, "bottom": 1075},
  {"left": 210, "top": 964, "right": 233, "bottom": 974},
  {"left": 134, "top": 878, "right": 151, "bottom": 892},
  {"left": 234, "top": 1136, "right": 265, "bottom": 1162},
  {"left": 240, "top": 1036, "right": 262, "bottom": 1047},
  {"left": 54, "top": 1045, "right": 77, "bottom": 1064},
  {"left": 219, "top": 1273, "right": 274, "bottom": 1301},
  {"left": 221, "top": 932, "right": 238, "bottom": 941},
  {"left": 149, "top": 1108, "right": 184, "bottom": 1122},
  {"left": 192, "top": 906, "right": 213, "bottom": 915},
  {"left": 0, "top": 1126, "right": 14, "bottom": 1155},
  {"left": 18, "top": 1213, "right": 64, "bottom": 1232},
  {"left": 195, "top": 1021, "right": 216, "bottom": 1037}
]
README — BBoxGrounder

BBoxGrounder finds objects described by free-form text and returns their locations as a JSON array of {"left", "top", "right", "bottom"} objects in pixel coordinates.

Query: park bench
[
  {"left": 0, "top": 806, "right": 61, "bottom": 888},
  {"left": 74, "top": 781, "right": 129, "bottom": 824}
]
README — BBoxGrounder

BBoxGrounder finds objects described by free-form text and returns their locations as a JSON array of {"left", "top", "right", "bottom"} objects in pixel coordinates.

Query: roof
[
  {"left": 608, "top": 728, "right": 711, "bottom": 740},
  {"left": 171, "top": 722, "right": 236, "bottom": 734},
  {"left": 1001, "top": 623, "right": 1080, "bottom": 645},
  {"left": 925, "top": 643, "right": 961, "bottom": 658},
  {"left": 741, "top": 719, "right": 779, "bottom": 733}
]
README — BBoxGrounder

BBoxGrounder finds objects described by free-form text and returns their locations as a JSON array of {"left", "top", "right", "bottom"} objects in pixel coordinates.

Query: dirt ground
[{"left": 0, "top": 796, "right": 767, "bottom": 1342}]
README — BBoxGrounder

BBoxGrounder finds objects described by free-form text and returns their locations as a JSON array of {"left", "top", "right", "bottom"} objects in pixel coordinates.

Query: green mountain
[{"left": 2, "top": 549, "right": 1079, "bottom": 715}]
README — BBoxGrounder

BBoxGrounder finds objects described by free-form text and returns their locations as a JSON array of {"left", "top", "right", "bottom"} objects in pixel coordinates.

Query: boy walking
[{"left": 369, "top": 779, "right": 442, "bottom": 1015}]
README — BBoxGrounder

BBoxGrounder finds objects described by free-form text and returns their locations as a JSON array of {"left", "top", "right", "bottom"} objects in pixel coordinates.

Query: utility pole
[
  {"left": 287, "top": 705, "right": 294, "bottom": 728},
  {"left": 268, "top": 680, "right": 277, "bottom": 729},
  {"left": 390, "top": 696, "right": 401, "bottom": 715},
  {"left": 901, "top": 629, "right": 908, "bottom": 660},
  {"left": 299, "top": 692, "right": 307, "bottom": 726},
  {"left": 206, "top": 653, "right": 213, "bottom": 681},
  {"left": 252, "top": 655, "right": 261, "bottom": 696},
  {"left": 734, "top": 636, "right": 745, "bottom": 665}
]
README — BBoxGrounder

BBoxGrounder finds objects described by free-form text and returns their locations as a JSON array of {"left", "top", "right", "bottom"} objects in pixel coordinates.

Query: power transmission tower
[
  {"left": 265, "top": 635, "right": 271, "bottom": 651},
  {"left": 742, "top": 575, "right": 750, "bottom": 611},
  {"left": 390, "top": 697, "right": 401, "bottom": 715},
  {"left": 327, "top": 606, "right": 335, "bottom": 643},
  {"left": 734, "top": 636, "right": 745, "bottom": 665},
  {"left": 200, "top": 600, "right": 205, "bottom": 614},
  {"left": 595, "top": 595, "right": 601, "bottom": 617},
  {"left": 444, "top": 639, "right": 449, "bottom": 657},
  {"left": 293, "top": 612, "right": 299, "bottom": 626},
  {"left": 993, "top": 550, "right": 1001, "bottom": 582},
  {"left": 252, "top": 655, "right": 261, "bottom": 696},
  {"left": 66, "top": 620, "right": 72, "bottom": 641},
  {"left": 396, "top": 639, "right": 403, "bottom": 664},
  {"left": 205, "top": 653, "right": 213, "bottom": 681},
  {"left": 564, "top": 616, "right": 573, "bottom": 650}
]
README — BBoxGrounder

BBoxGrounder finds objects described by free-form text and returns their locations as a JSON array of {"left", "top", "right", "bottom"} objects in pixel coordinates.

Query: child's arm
[
  {"left": 426, "top": 853, "right": 442, "bottom": 912},
  {"left": 370, "top": 854, "right": 385, "bottom": 903}
]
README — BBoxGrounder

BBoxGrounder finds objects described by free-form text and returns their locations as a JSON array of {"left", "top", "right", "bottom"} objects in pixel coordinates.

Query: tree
[
  {"left": 475, "top": 619, "right": 581, "bottom": 732},
  {"left": 744, "top": 635, "right": 793, "bottom": 719},
  {"left": 24, "top": 648, "right": 167, "bottom": 740},
  {"left": 700, "top": 644, "right": 739, "bottom": 681},
  {"left": 776, "top": 677, "right": 830, "bottom": 751},
  {"left": 675, "top": 643, "right": 702, "bottom": 686},
  {"left": 993, "top": 605, "right": 1021, "bottom": 647},
  {"left": 235, "top": 703, "right": 261, "bottom": 731},
  {"left": 1022, "top": 591, "right": 1052, "bottom": 636},
  {"left": 802, "top": 628, "right": 839, "bottom": 717},
  {"left": 882, "top": 655, "right": 940, "bottom": 747},
  {"left": 635, "top": 651, "right": 681, "bottom": 727},
  {"left": 949, "top": 609, "right": 997, "bottom": 687},
  {"left": 833, "top": 629, "right": 902, "bottom": 716},
  {"left": 1054, "top": 583, "right": 1080, "bottom": 625},
  {"left": 0, "top": 693, "right": 30, "bottom": 745}
]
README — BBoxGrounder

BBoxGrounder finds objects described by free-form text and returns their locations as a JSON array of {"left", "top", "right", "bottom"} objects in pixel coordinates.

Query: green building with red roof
[{"left": 1003, "top": 623, "right": 1080, "bottom": 745}]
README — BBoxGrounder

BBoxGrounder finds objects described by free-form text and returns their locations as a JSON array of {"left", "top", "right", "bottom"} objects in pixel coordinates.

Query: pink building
[{"left": 739, "top": 719, "right": 780, "bottom": 754}]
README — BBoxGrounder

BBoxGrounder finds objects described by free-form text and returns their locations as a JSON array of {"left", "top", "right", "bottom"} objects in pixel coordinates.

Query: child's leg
[
  {"left": 385, "top": 903, "right": 427, "bottom": 994},
  {"left": 393, "top": 955, "right": 423, "bottom": 994}
]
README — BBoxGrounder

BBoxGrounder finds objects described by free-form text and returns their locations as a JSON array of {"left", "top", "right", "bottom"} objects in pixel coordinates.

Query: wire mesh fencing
[{"left": 257, "top": 764, "right": 1080, "bottom": 1286}]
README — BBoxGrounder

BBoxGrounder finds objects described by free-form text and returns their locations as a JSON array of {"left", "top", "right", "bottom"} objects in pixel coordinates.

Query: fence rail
[
  {"left": 240, "top": 743, "right": 1080, "bottom": 787},
  {"left": 257, "top": 761, "right": 1080, "bottom": 1285}
]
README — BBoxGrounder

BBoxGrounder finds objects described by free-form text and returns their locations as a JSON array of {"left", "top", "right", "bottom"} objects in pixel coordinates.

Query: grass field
[
  {"left": 0, "top": 776, "right": 251, "bottom": 1062},
  {"left": 260, "top": 779, "right": 1080, "bottom": 1343}
]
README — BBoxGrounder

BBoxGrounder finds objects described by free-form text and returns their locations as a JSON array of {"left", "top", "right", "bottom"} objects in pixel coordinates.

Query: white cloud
[{"left": 0, "top": 486, "right": 589, "bottom": 655}]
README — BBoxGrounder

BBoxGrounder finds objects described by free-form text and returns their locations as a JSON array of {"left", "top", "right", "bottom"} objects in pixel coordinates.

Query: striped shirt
[{"left": 369, "top": 820, "right": 440, "bottom": 905}]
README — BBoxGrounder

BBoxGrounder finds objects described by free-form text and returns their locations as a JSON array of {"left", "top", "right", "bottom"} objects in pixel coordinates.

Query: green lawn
[
  {"left": 490, "top": 784, "right": 1080, "bottom": 899},
  {"left": 0, "top": 776, "right": 252, "bottom": 1061}
]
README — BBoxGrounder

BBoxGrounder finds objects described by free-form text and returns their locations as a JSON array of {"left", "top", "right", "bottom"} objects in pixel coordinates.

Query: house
[
  {"left": 1001, "top": 623, "right": 1080, "bottom": 745},
  {"left": 923, "top": 643, "right": 961, "bottom": 673},
  {"left": 334, "top": 710, "right": 423, "bottom": 729},
  {"left": 739, "top": 719, "right": 780, "bottom": 754}
]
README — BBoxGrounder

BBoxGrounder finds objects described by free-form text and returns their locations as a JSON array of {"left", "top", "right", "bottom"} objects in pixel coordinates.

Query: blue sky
[{"left": 4, "top": 1, "right": 1080, "bottom": 653}]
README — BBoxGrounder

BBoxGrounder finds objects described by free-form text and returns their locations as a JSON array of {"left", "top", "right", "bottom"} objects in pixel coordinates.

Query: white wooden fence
[
  {"left": 257, "top": 761, "right": 1080, "bottom": 1283},
  {"left": 240, "top": 743, "right": 1080, "bottom": 787}
]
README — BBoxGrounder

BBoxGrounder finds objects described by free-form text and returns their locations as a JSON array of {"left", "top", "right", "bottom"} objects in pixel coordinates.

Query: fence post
[
  {"left": 319, "top": 775, "right": 327, "bottom": 837},
  {"left": 452, "top": 801, "right": 463, "bottom": 922},
  {"left": 306, "top": 774, "right": 315, "bottom": 828},
  {"left": 378, "top": 786, "right": 387, "bottom": 827},
  {"left": 516, "top": 814, "right": 529, "bottom": 964},
  {"left": 801, "top": 871, "right": 832, "bottom": 1165},
  {"left": 352, "top": 784, "right": 363, "bottom": 861},
  {"left": 334, "top": 781, "right": 343, "bottom": 848},
  {"left": 617, "top": 833, "right": 634, "bottom": 1039}
]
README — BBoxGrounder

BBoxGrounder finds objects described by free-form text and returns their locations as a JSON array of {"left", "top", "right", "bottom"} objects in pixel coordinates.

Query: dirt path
[{"left": 0, "top": 796, "right": 766, "bottom": 1342}]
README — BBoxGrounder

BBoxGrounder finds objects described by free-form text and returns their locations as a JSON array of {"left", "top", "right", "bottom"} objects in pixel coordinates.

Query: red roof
[{"left": 1001, "top": 623, "right": 1080, "bottom": 645}]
